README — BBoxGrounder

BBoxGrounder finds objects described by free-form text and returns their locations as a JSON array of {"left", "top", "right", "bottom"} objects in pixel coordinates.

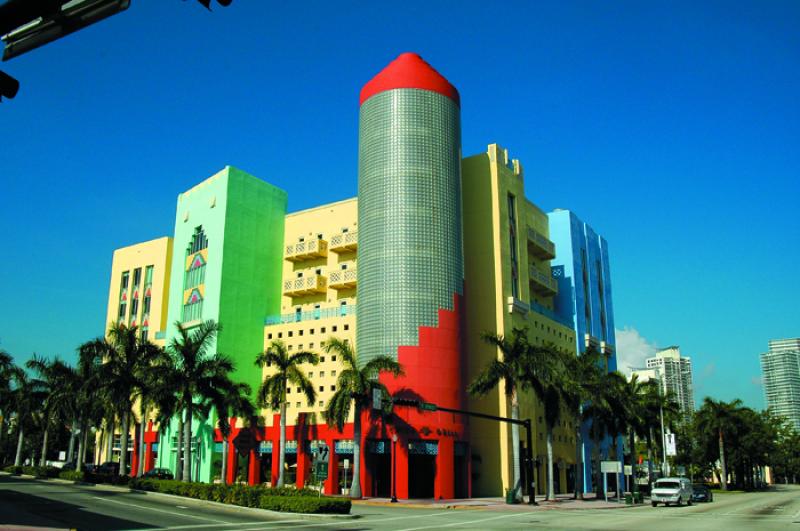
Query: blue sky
[{"left": 1, "top": 1, "right": 798, "bottom": 409}]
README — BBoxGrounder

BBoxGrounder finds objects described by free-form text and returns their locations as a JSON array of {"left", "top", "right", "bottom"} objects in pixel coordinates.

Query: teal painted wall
[{"left": 156, "top": 166, "right": 287, "bottom": 482}]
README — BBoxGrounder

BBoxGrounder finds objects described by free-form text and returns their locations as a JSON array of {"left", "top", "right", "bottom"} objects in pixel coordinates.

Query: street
[{"left": 1, "top": 475, "right": 799, "bottom": 530}]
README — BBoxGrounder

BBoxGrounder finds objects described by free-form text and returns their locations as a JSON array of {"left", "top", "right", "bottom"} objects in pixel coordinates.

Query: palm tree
[
  {"left": 94, "top": 324, "right": 165, "bottom": 475},
  {"left": 25, "top": 355, "right": 72, "bottom": 467},
  {"left": 695, "top": 397, "right": 743, "bottom": 490},
  {"left": 0, "top": 350, "right": 14, "bottom": 459},
  {"left": 468, "top": 328, "right": 532, "bottom": 502},
  {"left": 8, "top": 367, "right": 46, "bottom": 466},
  {"left": 618, "top": 374, "right": 649, "bottom": 493},
  {"left": 166, "top": 319, "right": 243, "bottom": 482},
  {"left": 211, "top": 381, "right": 254, "bottom": 485},
  {"left": 255, "top": 339, "right": 318, "bottom": 488},
  {"left": 558, "top": 345, "right": 605, "bottom": 499},
  {"left": 322, "top": 337, "right": 403, "bottom": 499}
]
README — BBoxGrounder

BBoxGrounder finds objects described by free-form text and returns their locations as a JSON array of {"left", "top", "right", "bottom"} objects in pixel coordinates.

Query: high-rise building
[
  {"left": 98, "top": 53, "right": 615, "bottom": 499},
  {"left": 761, "top": 338, "right": 800, "bottom": 432},
  {"left": 633, "top": 347, "right": 695, "bottom": 420},
  {"left": 547, "top": 209, "right": 620, "bottom": 493}
]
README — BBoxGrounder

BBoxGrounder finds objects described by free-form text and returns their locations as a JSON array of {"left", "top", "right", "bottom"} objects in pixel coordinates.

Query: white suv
[{"left": 651, "top": 477, "right": 693, "bottom": 507}]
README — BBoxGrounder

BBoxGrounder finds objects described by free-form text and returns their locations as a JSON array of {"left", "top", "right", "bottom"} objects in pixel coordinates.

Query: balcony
[
  {"left": 527, "top": 227, "right": 556, "bottom": 260},
  {"left": 600, "top": 340, "right": 615, "bottom": 355},
  {"left": 529, "top": 266, "right": 558, "bottom": 296},
  {"left": 585, "top": 334, "right": 600, "bottom": 350},
  {"left": 329, "top": 267, "right": 357, "bottom": 290},
  {"left": 285, "top": 239, "right": 328, "bottom": 262},
  {"left": 283, "top": 274, "right": 327, "bottom": 296},
  {"left": 265, "top": 304, "right": 356, "bottom": 325},
  {"left": 329, "top": 231, "right": 357, "bottom": 253}
]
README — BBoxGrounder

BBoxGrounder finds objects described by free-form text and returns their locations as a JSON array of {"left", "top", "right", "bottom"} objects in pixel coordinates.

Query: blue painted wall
[{"left": 548, "top": 209, "right": 621, "bottom": 493}]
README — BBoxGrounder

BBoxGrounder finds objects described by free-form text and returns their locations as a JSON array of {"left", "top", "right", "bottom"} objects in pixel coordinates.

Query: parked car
[
  {"left": 60, "top": 462, "right": 76, "bottom": 471},
  {"left": 95, "top": 462, "right": 121, "bottom": 475},
  {"left": 651, "top": 477, "right": 693, "bottom": 507},
  {"left": 142, "top": 468, "right": 174, "bottom": 480},
  {"left": 691, "top": 484, "right": 713, "bottom": 503}
]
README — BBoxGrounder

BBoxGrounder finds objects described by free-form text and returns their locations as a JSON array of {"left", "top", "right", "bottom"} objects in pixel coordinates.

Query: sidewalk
[{"left": 353, "top": 492, "right": 642, "bottom": 511}]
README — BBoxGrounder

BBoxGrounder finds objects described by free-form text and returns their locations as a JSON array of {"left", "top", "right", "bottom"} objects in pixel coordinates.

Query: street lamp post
[{"left": 391, "top": 434, "right": 398, "bottom": 503}]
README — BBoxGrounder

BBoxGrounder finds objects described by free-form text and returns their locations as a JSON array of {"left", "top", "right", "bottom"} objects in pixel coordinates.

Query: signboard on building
[
  {"left": 600, "top": 460, "right": 622, "bottom": 473},
  {"left": 666, "top": 433, "right": 677, "bottom": 457}
]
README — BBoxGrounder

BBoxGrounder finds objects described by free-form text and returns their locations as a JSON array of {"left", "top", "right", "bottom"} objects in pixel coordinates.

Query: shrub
[
  {"left": 3, "top": 465, "right": 23, "bottom": 475},
  {"left": 58, "top": 470, "right": 85, "bottom": 481},
  {"left": 126, "top": 479, "right": 350, "bottom": 514}
]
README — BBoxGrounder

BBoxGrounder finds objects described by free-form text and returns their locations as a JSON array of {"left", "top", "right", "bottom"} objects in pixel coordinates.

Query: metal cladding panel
[{"left": 357, "top": 88, "right": 463, "bottom": 366}]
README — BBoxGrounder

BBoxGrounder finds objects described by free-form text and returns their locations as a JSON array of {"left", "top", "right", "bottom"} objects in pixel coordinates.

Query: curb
[
  {"left": 2, "top": 473, "right": 357, "bottom": 520},
  {"left": 352, "top": 498, "right": 640, "bottom": 511}
]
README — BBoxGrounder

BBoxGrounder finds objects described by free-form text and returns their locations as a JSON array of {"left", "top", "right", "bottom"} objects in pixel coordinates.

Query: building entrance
[
  {"left": 408, "top": 440, "right": 437, "bottom": 499},
  {"left": 366, "top": 439, "right": 390, "bottom": 497},
  {"left": 454, "top": 442, "right": 468, "bottom": 498}
]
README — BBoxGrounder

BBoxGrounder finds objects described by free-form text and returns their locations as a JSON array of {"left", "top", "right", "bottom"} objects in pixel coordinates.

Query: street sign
[
  {"left": 420, "top": 402, "right": 438, "bottom": 412},
  {"left": 624, "top": 465, "right": 633, "bottom": 475},
  {"left": 343, "top": 458, "right": 350, "bottom": 469},
  {"left": 600, "top": 460, "right": 622, "bottom": 473},
  {"left": 314, "top": 462, "right": 329, "bottom": 480},
  {"left": 665, "top": 433, "right": 677, "bottom": 456},
  {"left": 315, "top": 444, "right": 329, "bottom": 463}
]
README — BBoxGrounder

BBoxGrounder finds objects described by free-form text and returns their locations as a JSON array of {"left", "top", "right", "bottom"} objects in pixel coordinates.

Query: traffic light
[{"left": 0, "top": 70, "right": 20, "bottom": 101}]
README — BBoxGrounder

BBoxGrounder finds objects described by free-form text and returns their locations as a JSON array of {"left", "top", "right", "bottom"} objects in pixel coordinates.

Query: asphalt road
[{"left": 1, "top": 475, "right": 799, "bottom": 531}]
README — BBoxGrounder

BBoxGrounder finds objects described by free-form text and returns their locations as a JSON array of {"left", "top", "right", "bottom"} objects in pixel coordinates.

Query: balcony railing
[
  {"left": 527, "top": 226, "right": 556, "bottom": 260},
  {"left": 329, "top": 231, "right": 357, "bottom": 253},
  {"left": 265, "top": 304, "right": 356, "bottom": 326},
  {"left": 285, "top": 239, "right": 328, "bottom": 262},
  {"left": 283, "top": 274, "right": 327, "bottom": 296},
  {"left": 529, "top": 265, "right": 558, "bottom": 296},
  {"left": 329, "top": 267, "right": 357, "bottom": 289}
]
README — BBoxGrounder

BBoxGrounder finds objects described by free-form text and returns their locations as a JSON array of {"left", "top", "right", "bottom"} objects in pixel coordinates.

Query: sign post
[{"left": 601, "top": 460, "right": 623, "bottom": 502}]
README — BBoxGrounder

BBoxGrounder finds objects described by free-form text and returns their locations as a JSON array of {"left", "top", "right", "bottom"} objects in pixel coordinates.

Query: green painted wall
[{"left": 156, "top": 166, "right": 287, "bottom": 482}]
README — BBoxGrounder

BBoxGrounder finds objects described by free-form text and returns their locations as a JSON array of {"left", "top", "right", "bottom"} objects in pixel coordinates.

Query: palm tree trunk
[
  {"left": 647, "top": 430, "right": 654, "bottom": 485},
  {"left": 183, "top": 405, "right": 192, "bottom": 482},
  {"left": 718, "top": 429, "right": 727, "bottom": 491},
  {"left": 0, "top": 411, "right": 5, "bottom": 458},
  {"left": 39, "top": 424, "right": 49, "bottom": 467},
  {"left": 119, "top": 411, "right": 130, "bottom": 476},
  {"left": 510, "top": 389, "right": 522, "bottom": 499},
  {"left": 351, "top": 404, "right": 363, "bottom": 499},
  {"left": 66, "top": 420, "right": 77, "bottom": 463},
  {"left": 220, "top": 437, "right": 228, "bottom": 485},
  {"left": 594, "top": 437, "right": 603, "bottom": 497},
  {"left": 629, "top": 429, "right": 637, "bottom": 493},
  {"left": 546, "top": 426, "right": 555, "bottom": 500},
  {"left": 106, "top": 419, "right": 115, "bottom": 463},
  {"left": 176, "top": 417, "right": 184, "bottom": 480},
  {"left": 76, "top": 421, "right": 85, "bottom": 472},
  {"left": 277, "top": 402, "right": 286, "bottom": 487},
  {"left": 574, "top": 422, "right": 584, "bottom": 499},
  {"left": 138, "top": 405, "right": 147, "bottom": 477},
  {"left": 14, "top": 426, "right": 24, "bottom": 466}
]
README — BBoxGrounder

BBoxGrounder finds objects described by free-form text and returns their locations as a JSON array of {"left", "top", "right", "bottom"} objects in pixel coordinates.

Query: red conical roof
[{"left": 360, "top": 52, "right": 460, "bottom": 107}]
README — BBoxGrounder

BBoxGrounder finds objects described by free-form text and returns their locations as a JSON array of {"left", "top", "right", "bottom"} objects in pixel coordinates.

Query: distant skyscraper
[
  {"left": 760, "top": 338, "right": 800, "bottom": 432},
  {"left": 633, "top": 347, "right": 695, "bottom": 420}
]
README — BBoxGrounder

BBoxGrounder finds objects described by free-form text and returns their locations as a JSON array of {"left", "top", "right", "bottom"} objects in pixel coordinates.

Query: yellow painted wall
[
  {"left": 463, "top": 144, "right": 578, "bottom": 497},
  {"left": 261, "top": 198, "right": 358, "bottom": 427}
]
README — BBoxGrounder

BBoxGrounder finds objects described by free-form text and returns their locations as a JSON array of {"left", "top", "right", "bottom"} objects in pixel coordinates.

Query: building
[
  {"left": 99, "top": 53, "right": 603, "bottom": 499},
  {"left": 462, "top": 144, "right": 578, "bottom": 497},
  {"left": 632, "top": 346, "right": 695, "bottom": 420},
  {"left": 547, "top": 209, "right": 620, "bottom": 493},
  {"left": 761, "top": 338, "right": 800, "bottom": 432}
]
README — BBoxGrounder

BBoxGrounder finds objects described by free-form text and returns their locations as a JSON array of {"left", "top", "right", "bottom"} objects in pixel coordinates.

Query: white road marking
[
  {"left": 396, "top": 511, "right": 532, "bottom": 531},
  {"left": 92, "top": 496, "right": 232, "bottom": 524},
  {"left": 130, "top": 521, "right": 304, "bottom": 531},
  {"left": 227, "top": 510, "right": 454, "bottom": 531},
  {"left": 175, "top": 505, "right": 188, "bottom": 509}
]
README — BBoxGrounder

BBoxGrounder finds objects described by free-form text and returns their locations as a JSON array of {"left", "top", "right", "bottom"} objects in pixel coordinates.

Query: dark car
[
  {"left": 95, "top": 462, "right": 121, "bottom": 475},
  {"left": 142, "top": 468, "right": 174, "bottom": 480},
  {"left": 691, "top": 484, "right": 713, "bottom": 502}
]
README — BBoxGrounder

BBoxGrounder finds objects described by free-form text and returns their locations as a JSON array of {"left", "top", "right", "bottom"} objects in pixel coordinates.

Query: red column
[
  {"left": 324, "top": 439, "right": 338, "bottom": 495},
  {"left": 226, "top": 440, "right": 237, "bottom": 484},
  {"left": 396, "top": 437, "right": 409, "bottom": 499},
  {"left": 248, "top": 448, "right": 260, "bottom": 486},
  {"left": 296, "top": 445, "right": 310, "bottom": 489},
  {"left": 436, "top": 438, "right": 454, "bottom": 500}
]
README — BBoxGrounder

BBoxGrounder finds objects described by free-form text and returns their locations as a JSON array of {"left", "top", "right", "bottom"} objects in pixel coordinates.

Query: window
[
  {"left": 296, "top": 402, "right": 300, "bottom": 408},
  {"left": 315, "top": 268, "right": 322, "bottom": 275},
  {"left": 118, "top": 301, "right": 127, "bottom": 321},
  {"left": 308, "top": 372, "right": 314, "bottom": 378},
  {"left": 332, "top": 370, "right": 337, "bottom": 377},
  {"left": 268, "top": 333, "right": 273, "bottom": 340},
  {"left": 344, "top": 324, "right": 349, "bottom": 331},
  {"left": 320, "top": 356, "right": 325, "bottom": 363},
  {"left": 332, "top": 355, "right": 337, "bottom": 362},
  {"left": 319, "top": 401, "right": 323, "bottom": 407},
  {"left": 317, "top": 233, "right": 323, "bottom": 240},
  {"left": 310, "top": 329, "right": 315, "bottom": 334},
  {"left": 295, "top": 308, "right": 301, "bottom": 322},
  {"left": 288, "top": 345, "right": 293, "bottom": 351},
  {"left": 296, "top": 387, "right": 300, "bottom": 393},
  {"left": 289, "top": 331, "right": 293, "bottom": 337},
  {"left": 121, "top": 271, "right": 130, "bottom": 290},
  {"left": 144, "top": 265, "right": 154, "bottom": 285},
  {"left": 341, "top": 264, "right": 347, "bottom": 270},
  {"left": 330, "top": 385, "right": 336, "bottom": 391},
  {"left": 298, "top": 344, "right": 303, "bottom": 350},
  {"left": 278, "top": 332, "right": 283, "bottom": 339},
  {"left": 299, "top": 330, "right": 304, "bottom": 336},
  {"left": 130, "top": 297, "right": 139, "bottom": 322},
  {"left": 507, "top": 194, "right": 519, "bottom": 299},
  {"left": 319, "top": 386, "right": 323, "bottom": 392},
  {"left": 142, "top": 292, "right": 151, "bottom": 316},
  {"left": 287, "top": 387, "right": 292, "bottom": 394},
  {"left": 141, "top": 329, "right": 149, "bottom": 342},
  {"left": 321, "top": 327, "right": 326, "bottom": 333},
  {"left": 188, "top": 227, "right": 208, "bottom": 254},
  {"left": 342, "top": 227, "right": 348, "bottom": 233},
  {"left": 297, "top": 272, "right": 303, "bottom": 278},
  {"left": 320, "top": 371, "right": 325, "bottom": 377},
  {"left": 332, "top": 326, "right": 337, "bottom": 332},
  {"left": 133, "top": 267, "right": 142, "bottom": 287},
  {"left": 309, "top": 342, "right": 314, "bottom": 348}
]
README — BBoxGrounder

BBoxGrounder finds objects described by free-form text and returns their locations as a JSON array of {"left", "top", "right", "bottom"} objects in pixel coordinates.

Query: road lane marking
[
  {"left": 92, "top": 496, "right": 232, "bottom": 524},
  {"left": 396, "top": 511, "right": 532, "bottom": 531},
  {"left": 228, "top": 510, "right": 454, "bottom": 531},
  {"left": 130, "top": 521, "right": 305, "bottom": 531}
]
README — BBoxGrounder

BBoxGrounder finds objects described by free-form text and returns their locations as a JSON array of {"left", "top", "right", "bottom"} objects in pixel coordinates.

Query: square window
[
  {"left": 332, "top": 326, "right": 337, "bottom": 332},
  {"left": 289, "top": 331, "right": 293, "bottom": 337},
  {"left": 287, "top": 388, "right": 291, "bottom": 394},
  {"left": 309, "top": 342, "right": 314, "bottom": 348},
  {"left": 296, "top": 402, "right": 300, "bottom": 408},
  {"left": 300, "top": 330, "right": 304, "bottom": 336},
  {"left": 299, "top": 344, "right": 303, "bottom": 350},
  {"left": 296, "top": 387, "right": 300, "bottom": 393},
  {"left": 344, "top": 324, "right": 349, "bottom": 331},
  {"left": 321, "top": 356, "right": 325, "bottom": 363},
  {"left": 278, "top": 332, "right": 283, "bottom": 339},
  {"left": 321, "top": 327, "right": 326, "bottom": 333},
  {"left": 332, "top": 370, "right": 337, "bottom": 377},
  {"left": 268, "top": 333, "right": 273, "bottom": 340},
  {"left": 319, "top": 401, "right": 323, "bottom": 407},
  {"left": 288, "top": 345, "right": 293, "bottom": 351},
  {"left": 330, "top": 385, "right": 335, "bottom": 391},
  {"left": 332, "top": 355, "right": 337, "bottom": 362},
  {"left": 319, "top": 386, "right": 323, "bottom": 392},
  {"left": 320, "top": 371, "right": 325, "bottom": 377},
  {"left": 310, "top": 329, "right": 315, "bottom": 335}
]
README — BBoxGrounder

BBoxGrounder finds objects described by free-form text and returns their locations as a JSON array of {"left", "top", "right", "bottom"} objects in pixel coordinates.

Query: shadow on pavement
[{"left": 0, "top": 488, "right": 150, "bottom": 531}]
